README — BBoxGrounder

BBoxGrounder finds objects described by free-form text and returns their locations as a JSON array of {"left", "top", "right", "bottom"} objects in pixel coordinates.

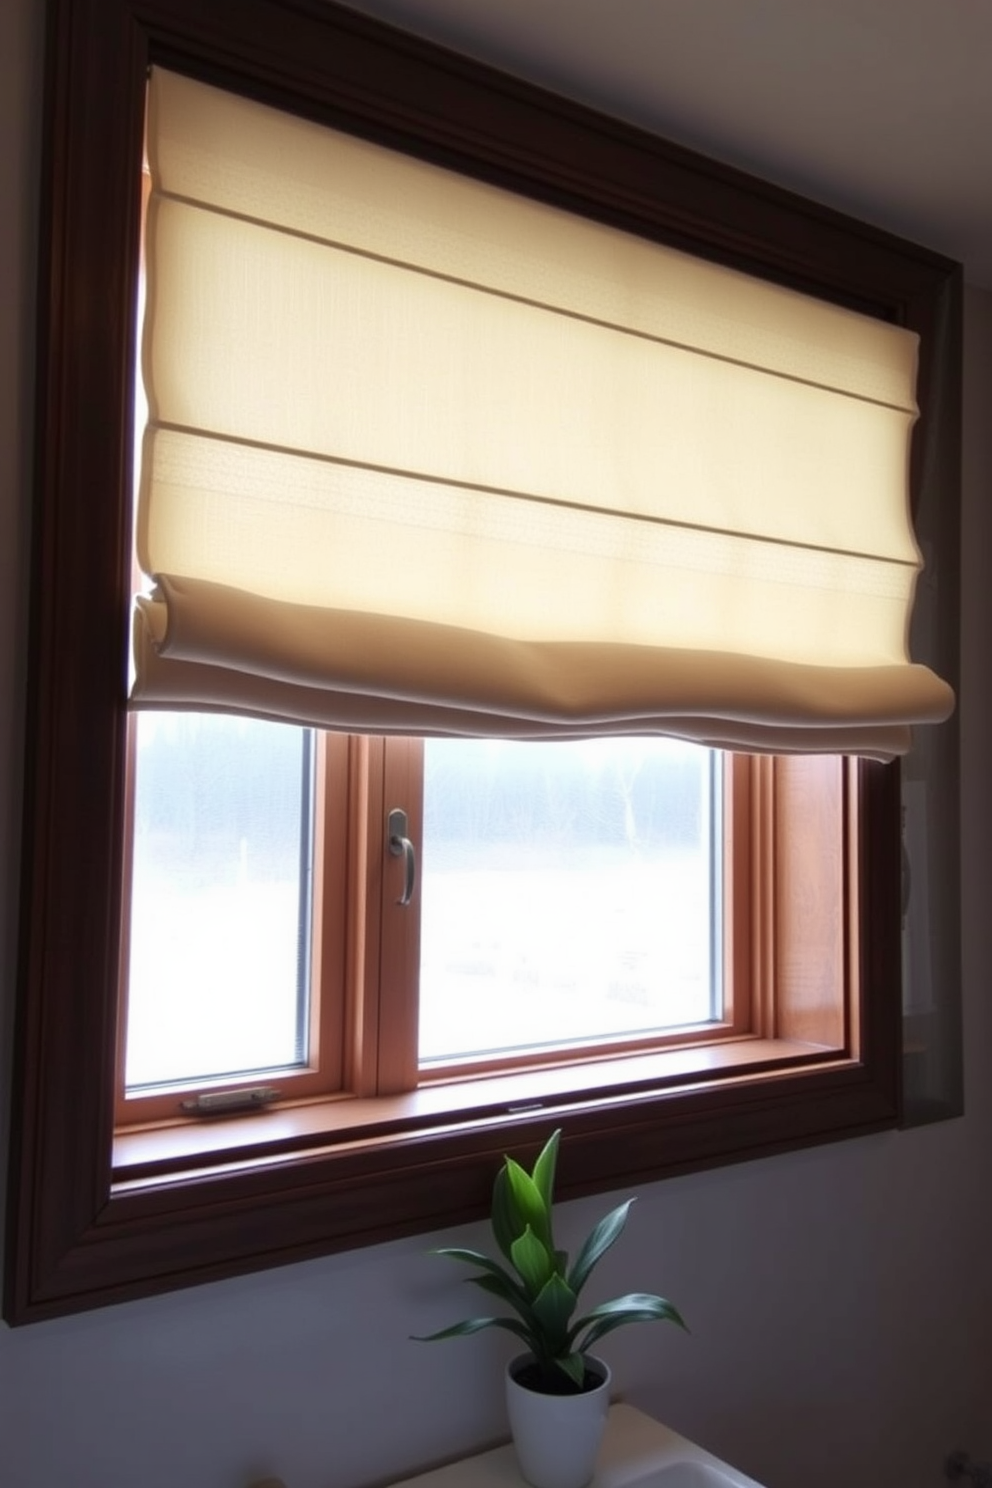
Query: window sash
[
  {"left": 114, "top": 747, "right": 851, "bottom": 1131},
  {"left": 115, "top": 731, "right": 352, "bottom": 1124}
]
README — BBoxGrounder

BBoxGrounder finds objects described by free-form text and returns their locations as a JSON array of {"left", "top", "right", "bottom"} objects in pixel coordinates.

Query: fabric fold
[
  {"left": 129, "top": 68, "right": 954, "bottom": 759},
  {"left": 133, "top": 576, "right": 954, "bottom": 759}
]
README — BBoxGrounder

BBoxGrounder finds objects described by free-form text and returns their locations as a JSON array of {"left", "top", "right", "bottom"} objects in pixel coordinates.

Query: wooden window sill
[{"left": 113, "top": 1037, "right": 851, "bottom": 1184}]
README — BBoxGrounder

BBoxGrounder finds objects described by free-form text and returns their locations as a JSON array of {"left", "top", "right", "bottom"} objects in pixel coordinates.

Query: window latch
[
  {"left": 387, "top": 807, "right": 416, "bottom": 906},
  {"left": 180, "top": 1086, "right": 281, "bottom": 1116}
]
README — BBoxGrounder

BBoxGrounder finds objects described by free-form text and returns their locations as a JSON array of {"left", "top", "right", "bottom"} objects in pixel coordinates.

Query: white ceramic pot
[{"left": 505, "top": 1353, "right": 612, "bottom": 1488}]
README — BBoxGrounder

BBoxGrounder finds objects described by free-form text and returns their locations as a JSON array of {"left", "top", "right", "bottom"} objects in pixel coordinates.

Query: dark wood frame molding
[{"left": 4, "top": 0, "right": 960, "bottom": 1323}]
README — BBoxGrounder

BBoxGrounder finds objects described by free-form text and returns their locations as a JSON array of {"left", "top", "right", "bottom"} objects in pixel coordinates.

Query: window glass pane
[
  {"left": 418, "top": 738, "right": 720, "bottom": 1066},
  {"left": 124, "top": 713, "right": 313, "bottom": 1091}
]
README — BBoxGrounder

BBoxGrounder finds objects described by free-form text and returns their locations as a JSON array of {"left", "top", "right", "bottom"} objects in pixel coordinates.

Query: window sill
[{"left": 113, "top": 1036, "right": 850, "bottom": 1186}]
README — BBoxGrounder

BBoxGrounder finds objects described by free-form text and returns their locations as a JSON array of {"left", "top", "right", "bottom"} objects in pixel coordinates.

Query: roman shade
[{"left": 131, "top": 67, "right": 954, "bottom": 758}]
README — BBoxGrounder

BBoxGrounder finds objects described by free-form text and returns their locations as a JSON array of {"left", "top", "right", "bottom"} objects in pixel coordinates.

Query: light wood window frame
[
  {"left": 114, "top": 755, "right": 752, "bottom": 1124},
  {"left": 114, "top": 730, "right": 353, "bottom": 1125},
  {"left": 4, "top": 0, "right": 959, "bottom": 1324},
  {"left": 112, "top": 750, "right": 843, "bottom": 1141}
]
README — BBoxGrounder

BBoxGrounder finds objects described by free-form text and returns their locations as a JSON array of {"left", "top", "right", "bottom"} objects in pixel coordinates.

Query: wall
[{"left": 2, "top": 3, "right": 991, "bottom": 1486}]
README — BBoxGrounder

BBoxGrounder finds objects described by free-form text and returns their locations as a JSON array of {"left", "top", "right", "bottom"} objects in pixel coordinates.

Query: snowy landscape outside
[{"left": 125, "top": 721, "right": 720, "bottom": 1089}]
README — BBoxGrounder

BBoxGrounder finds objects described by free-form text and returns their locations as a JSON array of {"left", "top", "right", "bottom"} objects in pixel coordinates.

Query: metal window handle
[{"left": 387, "top": 807, "right": 416, "bottom": 906}]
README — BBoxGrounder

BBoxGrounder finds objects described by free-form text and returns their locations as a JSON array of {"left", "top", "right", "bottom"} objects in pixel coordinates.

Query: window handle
[{"left": 387, "top": 807, "right": 416, "bottom": 906}]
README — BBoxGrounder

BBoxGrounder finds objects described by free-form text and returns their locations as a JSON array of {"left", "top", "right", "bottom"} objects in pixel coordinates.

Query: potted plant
[{"left": 414, "top": 1129, "right": 686, "bottom": 1488}]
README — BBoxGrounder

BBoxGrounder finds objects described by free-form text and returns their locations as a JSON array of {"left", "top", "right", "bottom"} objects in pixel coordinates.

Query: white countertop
[{"left": 387, "top": 1403, "right": 764, "bottom": 1488}]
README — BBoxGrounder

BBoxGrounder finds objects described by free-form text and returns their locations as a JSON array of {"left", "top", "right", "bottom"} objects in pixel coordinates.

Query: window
[
  {"left": 112, "top": 729, "right": 853, "bottom": 1156},
  {"left": 415, "top": 737, "right": 726, "bottom": 1068},
  {"left": 4, "top": 0, "right": 959, "bottom": 1324},
  {"left": 115, "top": 723, "right": 844, "bottom": 1136},
  {"left": 118, "top": 731, "right": 734, "bottom": 1125},
  {"left": 118, "top": 714, "right": 326, "bottom": 1117}
]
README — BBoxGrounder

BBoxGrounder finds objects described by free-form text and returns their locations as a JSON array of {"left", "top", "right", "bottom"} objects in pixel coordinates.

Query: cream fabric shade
[{"left": 132, "top": 67, "right": 954, "bottom": 758}]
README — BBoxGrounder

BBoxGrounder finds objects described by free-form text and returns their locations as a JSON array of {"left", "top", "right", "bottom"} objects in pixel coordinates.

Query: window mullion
[
  {"left": 374, "top": 736, "right": 425, "bottom": 1094},
  {"left": 342, "top": 735, "right": 385, "bottom": 1096},
  {"left": 750, "top": 754, "right": 778, "bottom": 1038},
  {"left": 308, "top": 732, "right": 349, "bottom": 1092}
]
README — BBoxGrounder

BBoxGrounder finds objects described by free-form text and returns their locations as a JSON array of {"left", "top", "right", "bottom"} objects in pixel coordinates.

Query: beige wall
[{"left": 1, "top": 3, "right": 991, "bottom": 1486}]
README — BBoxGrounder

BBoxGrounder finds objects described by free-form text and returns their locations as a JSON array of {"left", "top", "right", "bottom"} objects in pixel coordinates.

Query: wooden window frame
[
  {"left": 4, "top": 0, "right": 959, "bottom": 1324},
  {"left": 114, "top": 729, "right": 354, "bottom": 1126},
  {"left": 117, "top": 741, "right": 747, "bottom": 1126}
]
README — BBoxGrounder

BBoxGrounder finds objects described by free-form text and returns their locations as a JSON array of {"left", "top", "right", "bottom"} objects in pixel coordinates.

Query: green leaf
[
  {"left": 530, "top": 1130, "right": 560, "bottom": 1215},
  {"left": 432, "top": 1245, "right": 511, "bottom": 1272},
  {"left": 430, "top": 1245, "right": 496, "bottom": 1262},
  {"left": 505, "top": 1158, "right": 553, "bottom": 1249},
  {"left": 529, "top": 1271, "right": 578, "bottom": 1354},
  {"left": 491, "top": 1166, "right": 518, "bottom": 1263},
  {"left": 468, "top": 1270, "right": 526, "bottom": 1304},
  {"left": 433, "top": 1247, "right": 524, "bottom": 1296},
  {"left": 570, "top": 1292, "right": 688, "bottom": 1352},
  {"left": 432, "top": 1244, "right": 538, "bottom": 1318},
  {"left": 554, "top": 1352, "right": 586, "bottom": 1389},
  {"left": 412, "top": 1315, "right": 533, "bottom": 1345},
  {"left": 510, "top": 1224, "right": 557, "bottom": 1298},
  {"left": 468, "top": 1272, "right": 542, "bottom": 1333},
  {"left": 567, "top": 1200, "right": 633, "bottom": 1297}
]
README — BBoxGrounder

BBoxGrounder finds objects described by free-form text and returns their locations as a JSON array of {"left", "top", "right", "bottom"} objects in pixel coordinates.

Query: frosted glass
[
  {"left": 418, "top": 738, "right": 719, "bottom": 1065},
  {"left": 124, "top": 713, "right": 312, "bottom": 1090}
]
